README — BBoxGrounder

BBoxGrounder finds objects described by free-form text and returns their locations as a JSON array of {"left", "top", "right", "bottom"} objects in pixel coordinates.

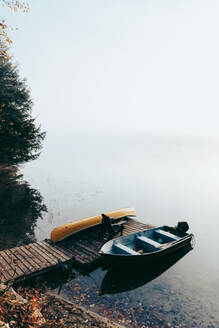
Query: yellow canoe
[{"left": 51, "top": 207, "right": 136, "bottom": 243}]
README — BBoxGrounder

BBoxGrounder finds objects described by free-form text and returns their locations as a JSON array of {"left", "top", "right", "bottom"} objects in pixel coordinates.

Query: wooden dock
[{"left": 0, "top": 218, "right": 153, "bottom": 284}]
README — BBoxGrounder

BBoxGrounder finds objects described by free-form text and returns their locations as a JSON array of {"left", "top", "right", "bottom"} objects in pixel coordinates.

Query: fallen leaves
[{"left": 0, "top": 287, "right": 45, "bottom": 328}]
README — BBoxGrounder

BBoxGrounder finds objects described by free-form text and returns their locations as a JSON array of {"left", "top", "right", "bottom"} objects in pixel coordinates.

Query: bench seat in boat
[
  {"left": 136, "top": 235, "right": 162, "bottom": 251},
  {"left": 113, "top": 243, "right": 139, "bottom": 255},
  {"left": 155, "top": 229, "right": 180, "bottom": 242}
]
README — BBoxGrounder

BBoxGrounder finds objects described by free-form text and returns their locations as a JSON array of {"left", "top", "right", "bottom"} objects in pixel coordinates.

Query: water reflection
[
  {"left": 100, "top": 245, "right": 192, "bottom": 295},
  {"left": 0, "top": 166, "right": 47, "bottom": 250}
]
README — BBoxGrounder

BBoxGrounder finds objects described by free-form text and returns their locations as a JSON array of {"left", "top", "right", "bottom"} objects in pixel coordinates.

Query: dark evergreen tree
[{"left": 0, "top": 60, "right": 46, "bottom": 166}]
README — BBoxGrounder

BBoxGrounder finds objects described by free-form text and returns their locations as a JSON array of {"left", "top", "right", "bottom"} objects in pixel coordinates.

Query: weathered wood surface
[{"left": 0, "top": 218, "right": 154, "bottom": 283}]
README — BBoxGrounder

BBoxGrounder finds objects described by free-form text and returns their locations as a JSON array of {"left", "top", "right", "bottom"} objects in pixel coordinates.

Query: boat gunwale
[{"left": 99, "top": 227, "right": 193, "bottom": 257}]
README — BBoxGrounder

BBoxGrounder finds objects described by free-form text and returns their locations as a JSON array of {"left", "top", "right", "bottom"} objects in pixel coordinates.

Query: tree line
[
  {"left": 0, "top": 59, "right": 47, "bottom": 247},
  {"left": 0, "top": 0, "right": 45, "bottom": 167},
  {"left": 0, "top": 1, "right": 47, "bottom": 247}
]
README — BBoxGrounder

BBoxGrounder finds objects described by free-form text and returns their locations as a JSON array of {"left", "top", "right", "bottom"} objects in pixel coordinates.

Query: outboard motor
[{"left": 176, "top": 221, "right": 189, "bottom": 233}]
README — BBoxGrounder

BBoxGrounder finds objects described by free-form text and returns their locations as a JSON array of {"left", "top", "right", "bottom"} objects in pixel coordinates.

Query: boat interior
[{"left": 104, "top": 226, "right": 184, "bottom": 255}]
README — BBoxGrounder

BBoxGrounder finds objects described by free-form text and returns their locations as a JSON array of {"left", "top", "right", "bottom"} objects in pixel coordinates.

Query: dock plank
[
  {"left": 24, "top": 244, "right": 52, "bottom": 268},
  {"left": 3, "top": 249, "right": 26, "bottom": 276},
  {"left": 0, "top": 252, "right": 16, "bottom": 273},
  {"left": 61, "top": 242, "right": 93, "bottom": 261},
  {"left": 37, "top": 242, "right": 68, "bottom": 263},
  {"left": 12, "top": 248, "right": 36, "bottom": 273},
  {"left": 17, "top": 245, "right": 44, "bottom": 271},
  {"left": 0, "top": 254, "right": 17, "bottom": 281},
  {"left": 41, "top": 241, "right": 71, "bottom": 261},
  {"left": 30, "top": 243, "right": 58, "bottom": 266},
  {"left": 72, "top": 240, "right": 101, "bottom": 256},
  {"left": 13, "top": 246, "right": 40, "bottom": 272},
  {"left": 38, "top": 241, "right": 71, "bottom": 262}
]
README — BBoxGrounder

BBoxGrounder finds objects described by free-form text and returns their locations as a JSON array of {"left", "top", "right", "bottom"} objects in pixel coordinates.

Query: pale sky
[{"left": 2, "top": 0, "right": 219, "bottom": 138}]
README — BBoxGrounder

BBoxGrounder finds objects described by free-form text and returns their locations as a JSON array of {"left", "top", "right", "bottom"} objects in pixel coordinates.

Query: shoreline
[
  {"left": 40, "top": 292, "right": 125, "bottom": 328},
  {"left": 0, "top": 286, "right": 125, "bottom": 328}
]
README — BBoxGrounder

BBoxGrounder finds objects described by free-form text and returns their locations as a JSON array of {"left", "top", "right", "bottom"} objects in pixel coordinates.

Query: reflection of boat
[
  {"left": 51, "top": 207, "right": 136, "bottom": 242},
  {"left": 100, "top": 245, "right": 192, "bottom": 295},
  {"left": 99, "top": 222, "right": 193, "bottom": 268}
]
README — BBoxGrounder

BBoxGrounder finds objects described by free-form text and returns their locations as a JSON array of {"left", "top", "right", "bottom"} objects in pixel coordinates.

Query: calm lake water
[{"left": 3, "top": 135, "right": 219, "bottom": 327}]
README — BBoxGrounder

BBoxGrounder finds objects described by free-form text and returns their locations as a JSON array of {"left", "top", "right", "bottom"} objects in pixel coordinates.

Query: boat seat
[
  {"left": 113, "top": 243, "right": 139, "bottom": 255},
  {"left": 136, "top": 235, "right": 162, "bottom": 251},
  {"left": 155, "top": 229, "right": 180, "bottom": 242}
]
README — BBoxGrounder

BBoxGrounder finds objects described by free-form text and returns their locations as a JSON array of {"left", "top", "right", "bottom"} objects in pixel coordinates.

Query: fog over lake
[{"left": 2, "top": 0, "right": 219, "bottom": 325}]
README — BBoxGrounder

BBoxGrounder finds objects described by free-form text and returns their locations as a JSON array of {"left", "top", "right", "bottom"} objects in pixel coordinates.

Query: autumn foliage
[
  {"left": 0, "top": 0, "right": 29, "bottom": 62},
  {"left": 0, "top": 287, "right": 45, "bottom": 328}
]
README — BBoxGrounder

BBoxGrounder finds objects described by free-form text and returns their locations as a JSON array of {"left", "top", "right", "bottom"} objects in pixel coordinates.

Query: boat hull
[{"left": 100, "top": 232, "right": 193, "bottom": 268}]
